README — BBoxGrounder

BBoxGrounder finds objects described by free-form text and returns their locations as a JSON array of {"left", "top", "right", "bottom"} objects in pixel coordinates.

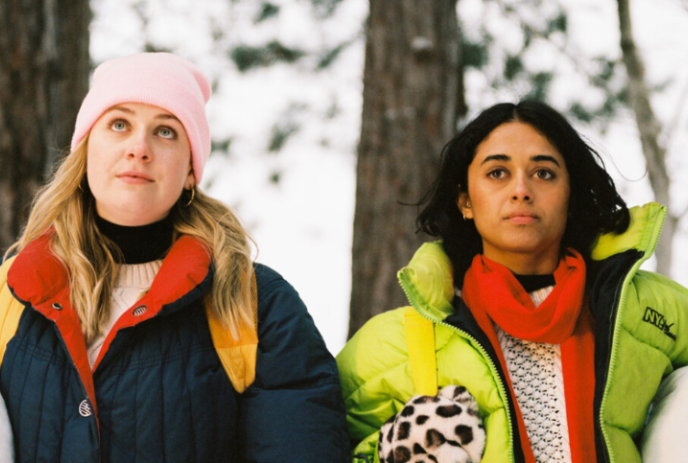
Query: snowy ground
[{"left": 90, "top": 0, "right": 688, "bottom": 354}]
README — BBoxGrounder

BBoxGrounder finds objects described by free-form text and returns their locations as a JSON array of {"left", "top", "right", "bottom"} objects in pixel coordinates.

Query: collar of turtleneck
[
  {"left": 95, "top": 215, "right": 174, "bottom": 264},
  {"left": 512, "top": 273, "right": 556, "bottom": 293}
]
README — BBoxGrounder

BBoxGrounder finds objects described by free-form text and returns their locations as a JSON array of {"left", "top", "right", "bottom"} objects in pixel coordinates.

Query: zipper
[
  {"left": 597, "top": 204, "right": 666, "bottom": 463},
  {"left": 398, "top": 271, "right": 518, "bottom": 463}
]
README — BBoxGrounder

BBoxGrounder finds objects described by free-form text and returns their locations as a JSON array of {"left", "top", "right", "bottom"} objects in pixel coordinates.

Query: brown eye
[
  {"left": 488, "top": 168, "right": 506, "bottom": 179},
  {"left": 535, "top": 169, "right": 554, "bottom": 180}
]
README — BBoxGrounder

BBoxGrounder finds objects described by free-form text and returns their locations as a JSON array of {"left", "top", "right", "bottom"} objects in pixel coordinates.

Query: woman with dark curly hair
[{"left": 337, "top": 101, "right": 688, "bottom": 463}]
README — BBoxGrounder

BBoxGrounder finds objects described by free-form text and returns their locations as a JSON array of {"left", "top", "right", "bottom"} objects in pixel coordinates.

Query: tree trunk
[
  {"left": 348, "top": 0, "right": 461, "bottom": 337},
  {"left": 0, "top": 0, "right": 90, "bottom": 253},
  {"left": 616, "top": 0, "right": 674, "bottom": 276}
]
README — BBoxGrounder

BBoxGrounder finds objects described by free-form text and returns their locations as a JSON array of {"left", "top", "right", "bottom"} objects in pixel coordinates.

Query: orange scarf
[{"left": 462, "top": 250, "right": 596, "bottom": 463}]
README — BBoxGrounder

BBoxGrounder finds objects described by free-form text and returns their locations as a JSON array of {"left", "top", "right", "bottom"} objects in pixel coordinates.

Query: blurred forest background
[{"left": 1, "top": 0, "right": 688, "bottom": 353}]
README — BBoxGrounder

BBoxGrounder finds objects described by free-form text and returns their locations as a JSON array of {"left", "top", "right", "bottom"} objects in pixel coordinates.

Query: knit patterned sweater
[{"left": 495, "top": 285, "right": 572, "bottom": 463}]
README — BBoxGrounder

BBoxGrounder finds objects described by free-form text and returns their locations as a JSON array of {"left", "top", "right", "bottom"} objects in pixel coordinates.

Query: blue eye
[
  {"left": 112, "top": 121, "right": 127, "bottom": 131},
  {"left": 158, "top": 127, "right": 177, "bottom": 139}
]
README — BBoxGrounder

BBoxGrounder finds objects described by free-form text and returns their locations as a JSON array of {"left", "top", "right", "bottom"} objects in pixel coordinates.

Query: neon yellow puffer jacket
[{"left": 337, "top": 203, "right": 688, "bottom": 463}]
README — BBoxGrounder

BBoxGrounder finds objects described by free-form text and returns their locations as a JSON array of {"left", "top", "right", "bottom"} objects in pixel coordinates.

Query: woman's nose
[
  {"left": 126, "top": 131, "right": 152, "bottom": 161},
  {"left": 511, "top": 174, "right": 532, "bottom": 201}
]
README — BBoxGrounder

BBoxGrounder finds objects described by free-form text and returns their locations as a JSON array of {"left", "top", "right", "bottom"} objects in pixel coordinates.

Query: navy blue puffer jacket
[{"left": 0, "top": 234, "right": 349, "bottom": 463}]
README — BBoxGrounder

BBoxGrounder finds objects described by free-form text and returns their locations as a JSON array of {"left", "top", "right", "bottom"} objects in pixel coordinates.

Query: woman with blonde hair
[{"left": 0, "top": 52, "right": 348, "bottom": 463}]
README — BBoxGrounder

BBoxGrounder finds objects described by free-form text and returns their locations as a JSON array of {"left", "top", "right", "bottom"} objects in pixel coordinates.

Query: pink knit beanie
[{"left": 71, "top": 52, "right": 211, "bottom": 182}]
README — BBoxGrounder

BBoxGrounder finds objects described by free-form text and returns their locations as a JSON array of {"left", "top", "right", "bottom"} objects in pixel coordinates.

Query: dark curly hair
[{"left": 417, "top": 101, "right": 630, "bottom": 285}]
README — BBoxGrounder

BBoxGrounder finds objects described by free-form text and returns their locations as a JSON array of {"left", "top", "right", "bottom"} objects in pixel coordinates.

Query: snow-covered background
[{"left": 90, "top": 0, "right": 688, "bottom": 354}]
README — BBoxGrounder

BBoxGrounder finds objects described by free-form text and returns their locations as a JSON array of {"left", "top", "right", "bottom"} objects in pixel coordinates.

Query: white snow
[{"left": 90, "top": 0, "right": 688, "bottom": 354}]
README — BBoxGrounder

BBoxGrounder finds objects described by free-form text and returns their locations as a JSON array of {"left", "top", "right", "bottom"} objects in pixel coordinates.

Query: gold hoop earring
[{"left": 185, "top": 186, "right": 195, "bottom": 207}]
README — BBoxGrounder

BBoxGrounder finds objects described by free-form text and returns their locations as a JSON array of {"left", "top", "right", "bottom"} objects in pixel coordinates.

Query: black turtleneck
[
  {"left": 95, "top": 215, "right": 174, "bottom": 264},
  {"left": 513, "top": 273, "right": 556, "bottom": 293}
]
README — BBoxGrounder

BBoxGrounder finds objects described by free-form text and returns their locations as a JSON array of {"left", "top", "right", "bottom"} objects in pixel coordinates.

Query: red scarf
[{"left": 462, "top": 250, "right": 596, "bottom": 463}]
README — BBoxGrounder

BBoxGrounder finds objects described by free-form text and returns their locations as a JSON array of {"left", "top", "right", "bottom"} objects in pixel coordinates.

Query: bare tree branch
[
  {"left": 617, "top": 0, "right": 675, "bottom": 276},
  {"left": 663, "top": 75, "right": 688, "bottom": 147}
]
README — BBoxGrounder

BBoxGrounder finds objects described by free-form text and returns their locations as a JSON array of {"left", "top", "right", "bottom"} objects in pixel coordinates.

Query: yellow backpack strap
[
  {"left": 404, "top": 307, "right": 438, "bottom": 396},
  {"left": 205, "top": 271, "right": 259, "bottom": 393},
  {"left": 0, "top": 257, "right": 24, "bottom": 369}
]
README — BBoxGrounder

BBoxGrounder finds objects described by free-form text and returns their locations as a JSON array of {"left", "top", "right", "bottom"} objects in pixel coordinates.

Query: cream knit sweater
[{"left": 87, "top": 260, "right": 162, "bottom": 369}]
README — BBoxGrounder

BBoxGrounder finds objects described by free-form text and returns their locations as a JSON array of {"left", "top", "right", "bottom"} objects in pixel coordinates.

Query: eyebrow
[
  {"left": 481, "top": 154, "right": 560, "bottom": 167},
  {"left": 104, "top": 106, "right": 134, "bottom": 115},
  {"left": 531, "top": 154, "right": 561, "bottom": 167},
  {"left": 481, "top": 154, "right": 510, "bottom": 165},
  {"left": 103, "top": 106, "right": 181, "bottom": 123},
  {"left": 156, "top": 114, "right": 182, "bottom": 123}
]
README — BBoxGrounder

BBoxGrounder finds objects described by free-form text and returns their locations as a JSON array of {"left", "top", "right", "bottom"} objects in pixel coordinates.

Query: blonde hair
[{"left": 5, "top": 138, "right": 254, "bottom": 344}]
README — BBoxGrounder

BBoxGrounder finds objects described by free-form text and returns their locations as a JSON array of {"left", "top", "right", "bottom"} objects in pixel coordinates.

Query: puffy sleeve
[
  {"left": 600, "top": 270, "right": 688, "bottom": 460},
  {"left": 336, "top": 307, "right": 414, "bottom": 463},
  {"left": 238, "top": 264, "right": 349, "bottom": 463}
]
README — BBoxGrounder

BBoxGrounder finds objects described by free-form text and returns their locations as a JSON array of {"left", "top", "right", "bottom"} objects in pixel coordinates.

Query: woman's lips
[
  {"left": 506, "top": 213, "right": 537, "bottom": 224},
  {"left": 117, "top": 171, "right": 153, "bottom": 184}
]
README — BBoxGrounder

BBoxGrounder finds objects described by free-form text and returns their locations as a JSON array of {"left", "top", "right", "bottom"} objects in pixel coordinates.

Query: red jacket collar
[
  {"left": 8, "top": 232, "right": 212, "bottom": 318},
  {"left": 6, "top": 232, "right": 212, "bottom": 416}
]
